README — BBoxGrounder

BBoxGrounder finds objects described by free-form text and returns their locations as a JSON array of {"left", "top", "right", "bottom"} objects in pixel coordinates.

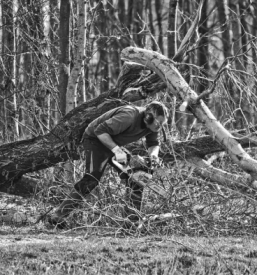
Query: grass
[{"left": 1, "top": 231, "right": 257, "bottom": 274}]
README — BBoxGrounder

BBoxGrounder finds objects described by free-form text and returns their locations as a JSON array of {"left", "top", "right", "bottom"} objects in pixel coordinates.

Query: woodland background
[
  {"left": 1, "top": 0, "right": 257, "bottom": 142},
  {"left": 1, "top": 0, "right": 257, "bottom": 235}
]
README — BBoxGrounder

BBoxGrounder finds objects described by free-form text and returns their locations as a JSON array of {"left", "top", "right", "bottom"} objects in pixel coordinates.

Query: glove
[
  {"left": 149, "top": 155, "right": 161, "bottom": 169},
  {"left": 111, "top": 146, "right": 127, "bottom": 164}
]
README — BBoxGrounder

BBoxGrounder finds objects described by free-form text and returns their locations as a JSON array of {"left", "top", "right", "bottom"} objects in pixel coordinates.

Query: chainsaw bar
[
  {"left": 112, "top": 156, "right": 167, "bottom": 198},
  {"left": 131, "top": 170, "right": 167, "bottom": 198},
  {"left": 128, "top": 154, "right": 170, "bottom": 178}
]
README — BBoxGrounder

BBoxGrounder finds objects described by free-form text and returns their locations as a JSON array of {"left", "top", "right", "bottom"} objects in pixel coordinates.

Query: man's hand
[
  {"left": 150, "top": 155, "right": 161, "bottom": 169},
  {"left": 111, "top": 146, "right": 127, "bottom": 164},
  {"left": 148, "top": 146, "right": 160, "bottom": 169}
]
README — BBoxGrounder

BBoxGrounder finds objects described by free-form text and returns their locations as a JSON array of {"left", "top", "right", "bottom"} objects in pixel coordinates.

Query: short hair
[{"left": 145, "top": 101, "right": 169, "bottom": 119}]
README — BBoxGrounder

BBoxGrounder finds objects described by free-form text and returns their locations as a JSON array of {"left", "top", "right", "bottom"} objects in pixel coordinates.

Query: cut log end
[
  {"left": 179, "top": 100, "right": 189, "bottom": 112},
  {"left": 251, "top": 180, "right": 257, "bottom": 189}
]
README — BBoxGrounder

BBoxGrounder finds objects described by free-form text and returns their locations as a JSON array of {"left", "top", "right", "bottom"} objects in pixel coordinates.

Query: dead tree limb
[{"left": 121, "top": 47, "right": 257, "bottom": 186}]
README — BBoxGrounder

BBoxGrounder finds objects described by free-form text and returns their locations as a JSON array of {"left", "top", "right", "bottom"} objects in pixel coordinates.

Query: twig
[
  {"left": 34, "top": 207, "right": 53, "bottom": 224},
  {"left": 196, "top": 64, "right": 231, "bottom": 103}
]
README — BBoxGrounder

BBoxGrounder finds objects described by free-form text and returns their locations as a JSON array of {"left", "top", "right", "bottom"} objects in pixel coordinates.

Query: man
[{"left": 49, "top": 100, "right": 169, "bottom": 228}]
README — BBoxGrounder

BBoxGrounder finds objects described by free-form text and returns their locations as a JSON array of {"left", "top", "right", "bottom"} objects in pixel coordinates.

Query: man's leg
[
  {"left": 124, "top": 179, "right": 144, "bottom": 221},
  {"left": 53, "top": 190, "right": 83, "bottom": 219},
  {"left": 109, "top": 160, "right": 144, "bottom": 221},
  {"left": 49, "top": 137, "right": 112, "bottom": 226},
  {"left": 117, "top": 169, "right": 144, "bottom": 222}
]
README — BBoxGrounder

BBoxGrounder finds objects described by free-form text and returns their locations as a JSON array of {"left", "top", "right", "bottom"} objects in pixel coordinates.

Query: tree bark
[
  {"left": 229, "top": 0, "right": 244, "bottom": 71},
  {"left": 217, "top": 0, "right": 233, "bottom": 59},
  {"left": 155, "top": 0, "right": 163, "bottom": 53},
  {"left": 197, "top": 0, "right": 209, "bottom": 95},
  {"left": 167, "top": 0, "right": 178, "bottom": 58},
  {"left": 95, "top": 1, "right": 109, "bottom": 93},
  {"left": 58, "top": 0, "right": 71, "bottom": 116},
  {"left": 66, "top": 0, "right": 86, "bottom": 113},
  {"left": 12, "top": 0, "right": 19, "bottom": 139}
]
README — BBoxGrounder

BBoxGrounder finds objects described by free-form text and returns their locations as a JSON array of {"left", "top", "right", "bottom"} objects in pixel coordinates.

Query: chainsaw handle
[
  {"left": 111, "top": 156, "right": 132, "bottom": 173},
  {"left": 111, "top": 147, "right": 131, "bottom": 165},
  {"left": 121, "top": 147, "right": 131, "bottom": 163},
  {"left": 111, "top": 156, "right": 125, "bottom": 170}
]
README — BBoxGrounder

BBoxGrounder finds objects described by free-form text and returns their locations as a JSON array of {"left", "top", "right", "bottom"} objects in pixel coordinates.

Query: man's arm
[
  {"left": 97, "top": 133, "right": 117, "bottom": 150},
  {"left": 148, "top": 145, "right": 160, "bottom": 159},
  {"left": 97, "top": 133, "right": 127, "bottom": 164}
]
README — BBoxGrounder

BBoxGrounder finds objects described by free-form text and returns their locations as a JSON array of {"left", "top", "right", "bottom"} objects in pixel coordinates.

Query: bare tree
[
  {"left": 217, "top": 0, "right": 233, "bottom": 59},
  {"left": 155, "top": 0, "right": 164, "bottom": 53},
  {"left": 12, "top": 0, "right": 19, "bottom": 138},
  {"left": 229, "top": 0, "right": 244, "bottom": 71},
  {"left": 59, "top": 0, "right": 71, "bottom": 116},
  {"left": 66, "top": 0, "right": 86, "bottom": 112},
  {"left": 197, "top": 0, "right": 209, "bottom": 95},
  {"left": 167, "top": 0, "right": 179, "bottom": 58}
]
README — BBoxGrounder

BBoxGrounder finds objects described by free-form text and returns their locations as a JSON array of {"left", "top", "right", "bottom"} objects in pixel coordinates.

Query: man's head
[{"left": 144, "top": 101, "right": 169, "bottom": 132}]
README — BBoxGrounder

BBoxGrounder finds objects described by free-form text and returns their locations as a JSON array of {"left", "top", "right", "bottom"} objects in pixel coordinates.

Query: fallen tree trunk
[
  {"left": 162, "top": 129, "right": 257, "bottom": 163},
  {"left": 189, "top": 157, "right": 251, "bottom": 190}
]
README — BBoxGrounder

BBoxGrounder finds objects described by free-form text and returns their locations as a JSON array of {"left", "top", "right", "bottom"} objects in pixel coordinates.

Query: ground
[
  {"left": 1, "top": 187, "right": 257, "bottom": 274},
  {"left": 1, "top": 225, "right": 257, "bottom": 274}
]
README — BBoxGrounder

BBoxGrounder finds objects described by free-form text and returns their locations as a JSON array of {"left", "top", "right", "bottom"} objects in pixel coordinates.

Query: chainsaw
[{"left": 111, "top": 154, "right": 168, "bottom": 198}]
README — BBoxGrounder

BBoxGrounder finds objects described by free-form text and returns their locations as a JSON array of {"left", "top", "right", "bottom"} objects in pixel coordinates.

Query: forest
[{"left": 1, "top": 0, "right": 257, "bottom": 273}]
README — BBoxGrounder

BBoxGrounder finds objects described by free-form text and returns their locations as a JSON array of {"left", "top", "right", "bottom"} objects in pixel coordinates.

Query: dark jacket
[{"left": 84, "top": 105, "right": 159, "bottom": 148}]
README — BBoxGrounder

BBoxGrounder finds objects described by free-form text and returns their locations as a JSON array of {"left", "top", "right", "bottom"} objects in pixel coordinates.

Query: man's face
[{"left": 146, "top": 115, "right": 167, "bottom": 132}]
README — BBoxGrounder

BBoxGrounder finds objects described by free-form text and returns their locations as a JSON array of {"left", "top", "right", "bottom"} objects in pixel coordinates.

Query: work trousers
[{"left": 74, "top": 135, "right": 143, "bottom": 211}]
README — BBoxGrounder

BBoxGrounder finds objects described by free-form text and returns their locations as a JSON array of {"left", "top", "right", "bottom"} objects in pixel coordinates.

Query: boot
[{"left": 48, "top": 190, "right": 83, "bottom": 228}]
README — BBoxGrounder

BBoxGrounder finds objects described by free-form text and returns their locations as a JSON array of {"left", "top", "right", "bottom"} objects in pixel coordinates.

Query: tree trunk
[
  {"left": 59, "top": 0, "right": 71, "bottom": 116},
  {"left": 217, "top": 0, "right": 233, "bottom": 59},
  {"left": 95, "top": 1, "right": 109, "bottom": 94},
  {"left": 66, "top": 0, "right": 86, "bottom": 113},
  {"left": 167, "top": 0, "right": 178, "bottom": 58},
  {"left": 0, "top": 0, "right": 6, "bottom": 144},
  {"left": 84, "top": 1, "right": 97, "bottom": 101},
  {"left": 238, "top": 0, "right": 250, "bottom": 70},
  {"left": 12, "top": 0, "right": 19, "bottom": 139},
  {"left": 197, "top": 0, "right": 209, "bottom": 95},
  {"left": 155, "top": 0, "right": 163, "bottom": 53},
  {"left": 64, "top": 0, "right": 87, "bottom": 182},
  {"left": 229, "top": 0, "right": 244, "bottom": 71},
  {"left": 107, "top": 0, "right": 121, "bottom": 85},
  {"left": 146, "top": 0, "right": 157, "bottom": 51},
  {"left": 132, "top": 0, "right": 144, "bottom": 47}
]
